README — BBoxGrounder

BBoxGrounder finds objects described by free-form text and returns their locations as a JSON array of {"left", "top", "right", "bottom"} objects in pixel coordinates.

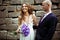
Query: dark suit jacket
[{"left": 35, "top": 13, "right": 58, "bottom": 40}]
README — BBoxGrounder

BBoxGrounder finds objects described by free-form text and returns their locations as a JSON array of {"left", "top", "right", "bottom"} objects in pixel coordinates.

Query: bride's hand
[{"left": 16, "top": 29, "right": 21, "bottom": 33}]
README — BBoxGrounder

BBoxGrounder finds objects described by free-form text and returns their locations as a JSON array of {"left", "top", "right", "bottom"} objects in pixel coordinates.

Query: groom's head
[{"left": 42, "top": 0, "right": 52, "bottom": 11}]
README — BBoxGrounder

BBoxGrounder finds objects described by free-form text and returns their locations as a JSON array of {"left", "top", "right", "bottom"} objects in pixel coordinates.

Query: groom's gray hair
[{"left": 42, "top": 0, "right": 52, "bottom": 8}]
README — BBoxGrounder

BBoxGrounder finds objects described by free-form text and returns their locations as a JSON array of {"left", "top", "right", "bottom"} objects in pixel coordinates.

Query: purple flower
[{"left": 21, "top": 24, "right": 30, "bottom": 37}]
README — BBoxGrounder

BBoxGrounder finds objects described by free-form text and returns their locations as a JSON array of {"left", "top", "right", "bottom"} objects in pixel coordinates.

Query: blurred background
[{"left": 0, "top": 0, "right": 60, "bottom": 40}]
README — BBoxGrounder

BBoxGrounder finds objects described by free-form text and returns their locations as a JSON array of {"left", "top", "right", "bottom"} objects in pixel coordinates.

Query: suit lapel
[{"left": 40, "top": 13, "right": 52, "bottom": 23}]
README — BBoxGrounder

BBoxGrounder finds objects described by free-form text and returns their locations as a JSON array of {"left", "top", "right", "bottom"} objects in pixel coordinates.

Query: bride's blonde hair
[{"left": 18, "top": 3, "right": 34, "bottom": 25}]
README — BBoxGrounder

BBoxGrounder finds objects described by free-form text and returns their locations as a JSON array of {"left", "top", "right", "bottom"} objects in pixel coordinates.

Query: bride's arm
[
  {"left": 33, "top": 14, "right": 38, "bottom": 26},
  {"left": 16, "top": 16, "right": 22, "bottom": 33}
]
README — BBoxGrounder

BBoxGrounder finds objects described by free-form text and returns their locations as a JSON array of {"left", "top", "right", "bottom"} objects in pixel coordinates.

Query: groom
[{"left": 35, "top": 0, "right": 58, "bottom": 40}]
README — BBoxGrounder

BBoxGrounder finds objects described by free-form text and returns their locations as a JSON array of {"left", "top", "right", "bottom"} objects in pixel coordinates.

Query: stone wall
[{"left": 0, "top": 0, "right": 60, "bottom": 40}]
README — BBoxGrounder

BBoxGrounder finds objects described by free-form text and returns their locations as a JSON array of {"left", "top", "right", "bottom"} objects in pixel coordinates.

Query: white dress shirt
[{"left": 41, "top": 10, "right": 52, "bottom": 22}]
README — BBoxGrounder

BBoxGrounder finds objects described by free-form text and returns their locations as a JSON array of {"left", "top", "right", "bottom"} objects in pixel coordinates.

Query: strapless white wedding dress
[{"left": 19, "top": 15, "right": 35, "bottom": 40}]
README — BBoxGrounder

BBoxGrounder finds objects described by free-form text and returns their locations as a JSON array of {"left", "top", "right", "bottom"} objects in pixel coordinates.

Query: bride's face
[{"left": 22, "top": 4, "right": 28, "bottom": 13}]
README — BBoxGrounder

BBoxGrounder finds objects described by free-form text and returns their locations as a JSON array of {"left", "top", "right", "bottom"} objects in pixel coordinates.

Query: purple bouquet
[{"left": 21, "top": 23, "right": 30, "bottom": 37}]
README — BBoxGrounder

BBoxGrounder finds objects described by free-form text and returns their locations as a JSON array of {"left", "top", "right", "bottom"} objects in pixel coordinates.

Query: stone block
[
  {"left": 0, "top": 11, "right": 8, "bottom": 18},
  {"left": 0, "top": 30, "right": 7, "bottom": 39},
  {"left": 20, "top": 0, "right": 34, "bottom": 4},
  {"left": 56, "top": 23, "right": 60, "bottom": 31},
  {"left": 51, "top": 0, "right": 60, "bottom": 3},
  {"left": 6, "top": 31, "right": 20, "bottom": 39},
  {"left": 2, "top": 0, "right": 10, "bottom": 5},
  {"left": 0, "top": 24, "right": 7, "bottom": 30},
  {"left": 0, "top": 6, "right": 6, "bottom": 11},
  {"left": 52, "top": 31, "right": 60, "bottom": 40},
  {"left": 8, "top": 12, "right": 20, "bottom": 17},
  {"left": 57, "top": 16, "right": 60, "bottom": 23},
  {"left": 34, "top": 0, "right": 43, "bottom": 4},
  {"left": 12, "top": 18, "right": 18, "bottom": 24},
  {"left": 0, "top": 18, "right": 6, "bottom": 24},
  {"left": 6, "top": 6, "right": 16, "bottom": 12},
  {"left": 5, "top": 18, "right": 12, "bottom": 24},
  {"left": 58, "top": 3, "right": 60, "bottom": 8},
  {"left": 52, "top": 5, "right": 58, "bottom": 9},
  {"left": 10, "top": 0, "right": 21, "bottom": 4},
  {"left": 5, "top": 18, "right": 18, "bottom": 24},
  {"left": 52, "top": 10, "right": 60, "bottom": 16},
  {"left": 0, "top": 0, "right": 2, "bottom": 5},
  {"left": 6, "top": 24, "right": 17, "bottom": 31},
  {"left": 0, "top": 31, "right": 19, "bottom": 40},
  {"left": 36, "top": 11, "right": 45, "bottom": 17},
  {"left": 34, "top": 5, "right": 43, "bottom": 10}
]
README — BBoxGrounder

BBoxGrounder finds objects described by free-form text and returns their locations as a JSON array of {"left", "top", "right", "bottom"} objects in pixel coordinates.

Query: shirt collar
[{"left": 44, "top": 10, "right": 52, "bottom": 16}]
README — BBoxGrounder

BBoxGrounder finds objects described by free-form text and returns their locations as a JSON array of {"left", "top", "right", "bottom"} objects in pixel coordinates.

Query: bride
[{"left": 16, "top": 3, "right": 38, "bottom": 40}]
